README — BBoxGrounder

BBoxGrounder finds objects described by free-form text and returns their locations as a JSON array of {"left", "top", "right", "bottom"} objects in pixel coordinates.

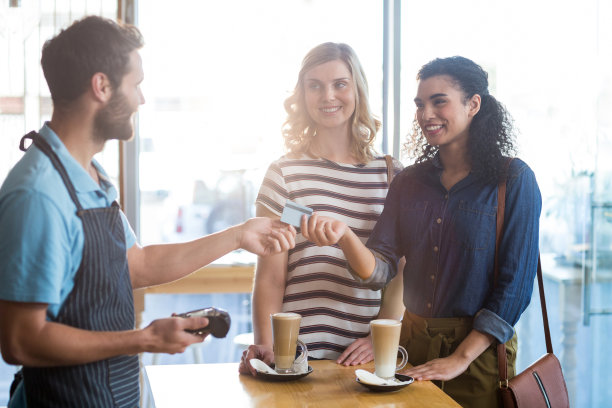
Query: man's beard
[{"left": 93, "top": 89, "right": 135, "bottom": 142}]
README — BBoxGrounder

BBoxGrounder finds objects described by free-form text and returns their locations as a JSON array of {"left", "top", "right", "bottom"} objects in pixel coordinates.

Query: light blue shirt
[{"left": 0, "top": 123, "right": 136, "bottom": 320}]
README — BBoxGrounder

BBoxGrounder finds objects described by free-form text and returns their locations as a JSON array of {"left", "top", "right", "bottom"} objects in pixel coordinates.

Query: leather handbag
[{"left": 494, "top": 161, "right": 570, "bottom": 408}]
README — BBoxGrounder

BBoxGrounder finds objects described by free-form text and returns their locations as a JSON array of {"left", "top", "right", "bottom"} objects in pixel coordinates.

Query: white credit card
[{"left": 280, "top": 200, "right": 313, "bottom": 227}]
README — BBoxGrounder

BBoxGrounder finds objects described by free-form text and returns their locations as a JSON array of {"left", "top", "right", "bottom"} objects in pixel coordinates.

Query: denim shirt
[{"left": 354, "top": 156, "right": 542, "bottom": 343}]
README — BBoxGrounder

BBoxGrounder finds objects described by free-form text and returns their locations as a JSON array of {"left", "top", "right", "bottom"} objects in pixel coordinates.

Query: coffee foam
[
  {"left": 272, "top": 312, "right": 301, "bottom": 319},
  {"left": 371, "top": 319, "right": 401, "bottom": 326}
]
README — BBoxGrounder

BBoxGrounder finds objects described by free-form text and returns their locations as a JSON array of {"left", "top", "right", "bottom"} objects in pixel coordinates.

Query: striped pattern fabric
[
  {"left": 257, "top": 154, "right": 401, "bottom": 359},
  {"left": 23, "top": 205, "right": 140, "bottom": 407},
  {"left": 22, "top": 133, "right": 139, "bottom": 408}
]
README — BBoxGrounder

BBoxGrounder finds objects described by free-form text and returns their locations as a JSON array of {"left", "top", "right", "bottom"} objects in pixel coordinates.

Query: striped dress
[{"left": 256, "top": 154, "right": 402, "bottom": 359}]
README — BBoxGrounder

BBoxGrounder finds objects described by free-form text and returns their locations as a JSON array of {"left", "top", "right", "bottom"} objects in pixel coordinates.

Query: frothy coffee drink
[
  {"left": 370, "top": 319, "right": 407, "bottom": 379},
  {"left": 271, "top": 312, "right": 302, "bottom": 372}
]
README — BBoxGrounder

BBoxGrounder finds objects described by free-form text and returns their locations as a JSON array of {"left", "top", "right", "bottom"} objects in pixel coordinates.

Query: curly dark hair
[{"left": 405, "top": 56, "right": 516, "bottom": 183}]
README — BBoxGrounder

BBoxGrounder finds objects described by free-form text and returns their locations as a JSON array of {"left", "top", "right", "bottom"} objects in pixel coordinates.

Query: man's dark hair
[{"left": 41, "top": 15, "right": 144, "bottom": 107}]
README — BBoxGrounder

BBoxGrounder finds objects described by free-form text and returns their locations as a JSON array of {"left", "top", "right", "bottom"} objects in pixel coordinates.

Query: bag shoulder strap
[
  {"left": 537, "top": 257, "right": 553, "bottom": 353},
  {"left": 493, "top": 157, "right": 513, "bottom": 284},
  {"left": 495, "top": 158, "right": 552, "bottom": 388},
  {"left": 384, "top": 154, "right": 395, "bottom": 186},
  {"left": 494, "top": 172, "right": 507, "bottom": 278},
  {"left": 495, "top": 159, "right": 511, "bottom": 387}
]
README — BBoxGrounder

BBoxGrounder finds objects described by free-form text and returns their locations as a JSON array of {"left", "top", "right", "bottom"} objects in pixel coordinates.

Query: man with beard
[{"left": 0, "top": 16, "right": 296, "bottom": 408}]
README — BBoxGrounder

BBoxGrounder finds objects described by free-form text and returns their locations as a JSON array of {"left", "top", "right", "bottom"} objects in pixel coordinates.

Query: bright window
[
  {"left": 136, "top": 0, "right": 383, "bottom": 246},
  {"left": 0, "top": 0, "right": 119, "bottom": 185}
]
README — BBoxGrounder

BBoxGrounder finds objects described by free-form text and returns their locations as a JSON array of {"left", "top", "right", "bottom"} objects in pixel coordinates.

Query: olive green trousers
[{"left": 400, "top": 311, "right": 517, "bottom": 408}]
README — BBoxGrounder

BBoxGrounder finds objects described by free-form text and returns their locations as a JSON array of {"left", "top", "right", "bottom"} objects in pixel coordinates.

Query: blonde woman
[{"left": 239, "top": 42, "right": 404, "bottom": 374}]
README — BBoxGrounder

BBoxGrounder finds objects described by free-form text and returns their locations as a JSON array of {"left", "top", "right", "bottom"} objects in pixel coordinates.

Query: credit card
[{"left": 280, "top": 200, "right": 313, "bottom": 227}]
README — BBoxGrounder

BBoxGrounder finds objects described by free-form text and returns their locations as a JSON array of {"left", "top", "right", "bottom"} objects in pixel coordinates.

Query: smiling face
[
  {"left": 303, "top": 59, "right": 356, "bottom": 134},
  {"left": 94, "top": 50, "right": 145, "bottom": 142},
  {"left": 414, "top": 74, "right": 480, "bottom": 150}
]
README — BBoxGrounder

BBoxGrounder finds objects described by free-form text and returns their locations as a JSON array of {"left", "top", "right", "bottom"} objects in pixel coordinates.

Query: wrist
[
  {"left": 337, "top": 225, "right": 352, "bottom": 248},
  {"left": 229, "top": 223, "right": 243, "bottom": 251},
  {"left": 254, "top": 334, "right": 273, "bottom": 350},
  {"left": 137, "top": 326, "right": 155, "bottom": 354},
  {"left": 446, "top": 350, "right": 474, "bottom": 373}
]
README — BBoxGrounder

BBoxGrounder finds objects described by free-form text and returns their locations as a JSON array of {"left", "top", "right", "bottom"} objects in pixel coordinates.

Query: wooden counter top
[{"left": 145, "top": 360, "right": 461, "bottom": 407}]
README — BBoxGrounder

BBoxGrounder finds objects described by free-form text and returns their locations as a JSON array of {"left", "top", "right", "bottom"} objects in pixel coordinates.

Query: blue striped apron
[{"left": 19, "top": 132, "right": 139, "bottom": 407}]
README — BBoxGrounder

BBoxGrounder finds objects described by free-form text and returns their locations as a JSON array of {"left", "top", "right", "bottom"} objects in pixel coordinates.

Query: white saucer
[
  {"left": 255, "top": 365, "right": 314, "bottom": 382},
  {"left": 355, "top": 370, "right": 414, "bottom": 392}
]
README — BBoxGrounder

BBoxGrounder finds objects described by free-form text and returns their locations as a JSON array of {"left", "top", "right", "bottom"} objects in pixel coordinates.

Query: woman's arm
[
  {"left": 239, "top": 205, "right": 288, "bottom": 375},
  {"left": 302, "top": 169, "right": 405, "bottom": 284},
  {"left": 402, "top": 329, "right": 494, "bottom": 381},
  {"left": 301, "top": 213, "right": 376, "bottom": 279},
  {"left": 474, "top": 161, "right": 542, "bottom": 343},
  {"left": 251, "top": 206, "right": 288, "bottom": 348},
  {"left": 378, "top": 257, "right": 406, "bottom": 320}
]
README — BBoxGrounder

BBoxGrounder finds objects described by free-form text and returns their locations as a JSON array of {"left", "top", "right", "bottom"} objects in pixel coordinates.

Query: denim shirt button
[
  {"left": 427, "top": 302, "right": 432, "bottom": 308},
  {"left": 433, "top": 246, "right": 439, "bottom": 252},
  {"left": 436, "top": 218, "right": 442, "bottom": 224},
  {"left": 430, "top": 274, "right": 435, "bottom": 280}
]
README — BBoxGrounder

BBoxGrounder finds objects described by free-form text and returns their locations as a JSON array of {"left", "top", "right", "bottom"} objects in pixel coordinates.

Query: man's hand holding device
[{"left": 174, "top": 307, "right": 231, "bottom": 338}]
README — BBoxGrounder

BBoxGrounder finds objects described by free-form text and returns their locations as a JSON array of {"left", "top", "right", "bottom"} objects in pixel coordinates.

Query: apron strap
[
  {"left": 20, "top": 131, "right": 84, "bottom": 212},
  {"left": 9, "top": 369, "right": 23, "bottom": 399}
]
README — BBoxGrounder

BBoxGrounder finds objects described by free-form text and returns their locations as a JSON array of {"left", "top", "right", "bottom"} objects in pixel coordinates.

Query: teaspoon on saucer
[
  {"left": 355, "top": 369, "right": 411, "bottom": 386},
  {"left": 249, "top": 358, "right": 277, "bottom": 375}
]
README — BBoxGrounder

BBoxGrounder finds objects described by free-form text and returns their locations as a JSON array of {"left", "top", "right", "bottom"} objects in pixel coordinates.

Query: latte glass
[
  {"left": 370, "top": 319, "right": 408, "bottom": 379},
  {"left": 271, "top": 312, "right": 307, "bottom": 374}
]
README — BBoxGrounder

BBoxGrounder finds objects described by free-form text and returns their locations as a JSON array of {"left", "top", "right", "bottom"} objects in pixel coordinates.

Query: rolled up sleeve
[
  {"left": 347, "top": 249, "right": 395, "bottom": 290},
  {"left": 473, "top": 308, "right": 515, "bottom": 343}
]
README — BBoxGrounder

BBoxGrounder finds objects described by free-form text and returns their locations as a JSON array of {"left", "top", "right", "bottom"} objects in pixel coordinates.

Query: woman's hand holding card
[{"left": 301, "top": 212, "right": 348, "bottom": 247}]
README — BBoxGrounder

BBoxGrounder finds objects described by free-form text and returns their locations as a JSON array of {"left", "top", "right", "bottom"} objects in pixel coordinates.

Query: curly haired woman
[{"left": 302, "top": 56, "right": 542, "bottom": 407}]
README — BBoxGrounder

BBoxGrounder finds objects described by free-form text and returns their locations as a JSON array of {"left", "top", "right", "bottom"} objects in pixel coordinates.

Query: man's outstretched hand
[{"left": 238, "top": 217, "right": 296, "bottom": 256}]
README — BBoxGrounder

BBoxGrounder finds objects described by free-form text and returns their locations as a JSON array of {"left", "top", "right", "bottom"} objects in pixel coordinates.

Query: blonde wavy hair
[{"left": 282, "top": 42, "right": 380, "bottom": 163}]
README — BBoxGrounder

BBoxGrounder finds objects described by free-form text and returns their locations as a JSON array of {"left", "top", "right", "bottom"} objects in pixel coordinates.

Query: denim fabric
[{"left": 355, "top": 156, "right": 541, "bottom": 343}]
